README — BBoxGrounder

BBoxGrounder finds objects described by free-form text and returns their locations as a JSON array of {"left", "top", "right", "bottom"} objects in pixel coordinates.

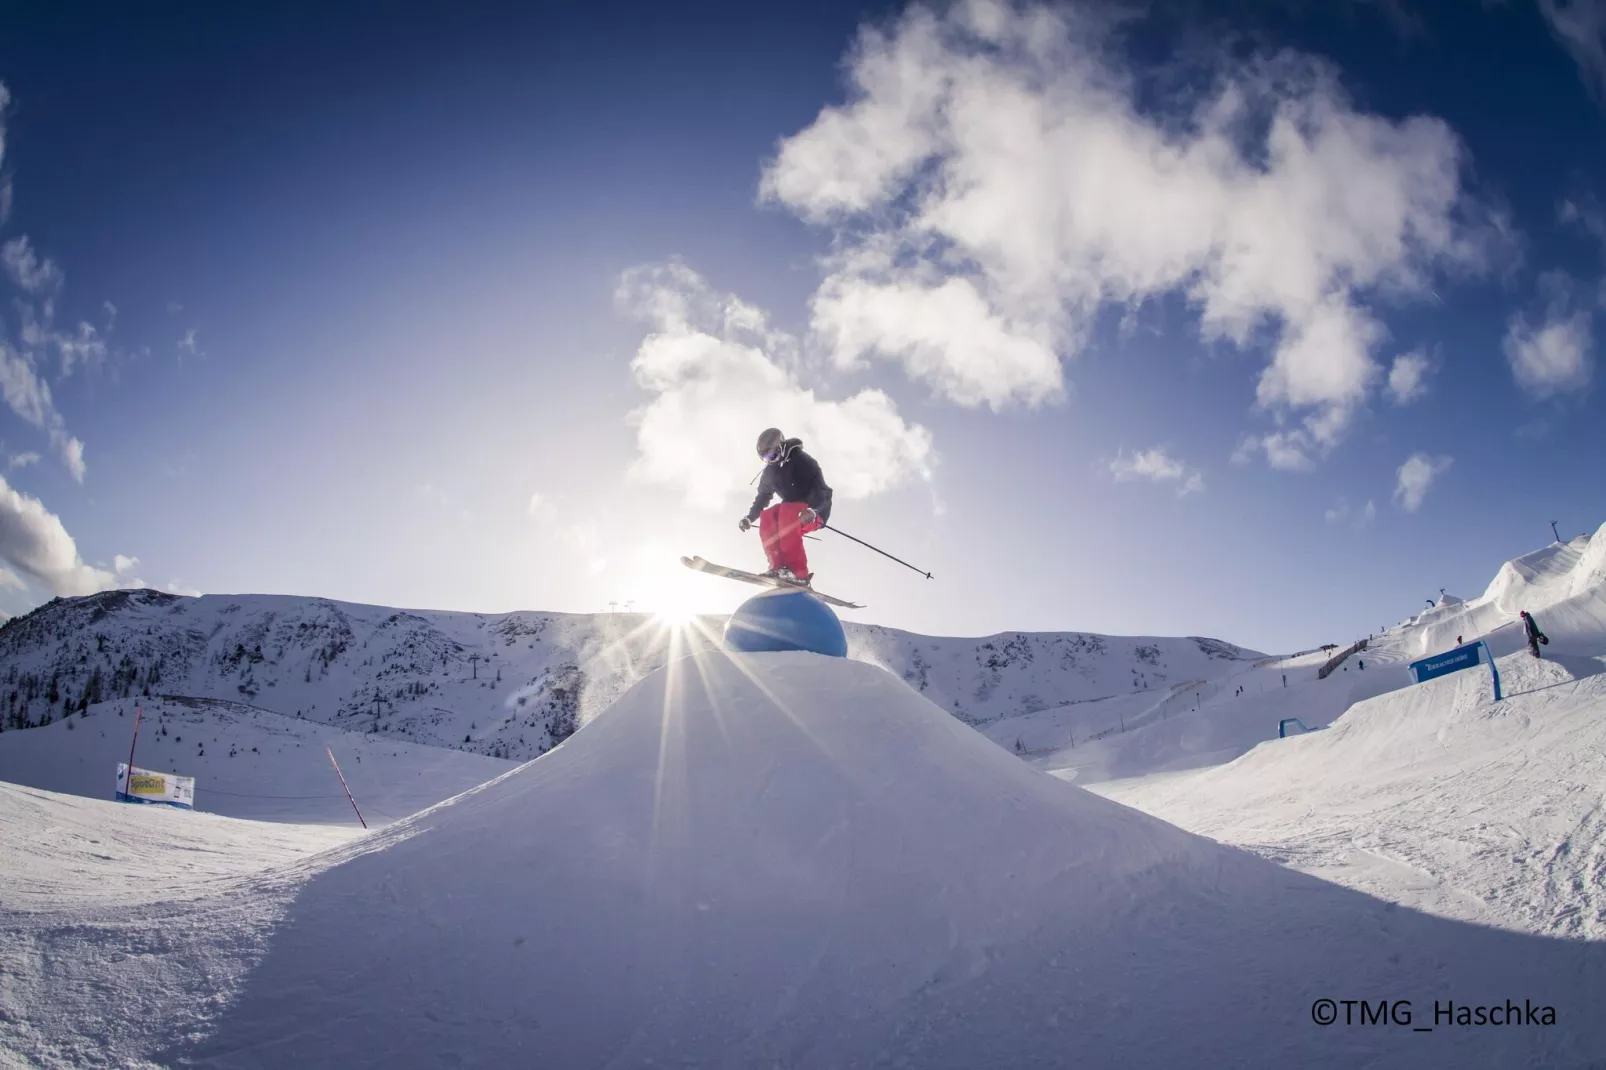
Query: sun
[
  {"left": 622, "top": 543, "right": 727, "bottom": 627},
  {"left": 653, "top": 603, "right": 700, "bottom": 627}
]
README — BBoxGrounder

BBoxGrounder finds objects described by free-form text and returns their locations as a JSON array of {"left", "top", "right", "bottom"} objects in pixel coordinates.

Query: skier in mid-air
[
  {"left": 738, "top": 428, "right": 832, "bottom": 586},
  {"left": 1519, "top": 610, "right": 1549, "bottom": 658}
]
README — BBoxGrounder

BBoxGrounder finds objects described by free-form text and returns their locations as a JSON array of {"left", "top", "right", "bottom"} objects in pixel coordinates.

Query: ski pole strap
[{"left": 822, "top": 524, "right": 933, "bottom": 579}]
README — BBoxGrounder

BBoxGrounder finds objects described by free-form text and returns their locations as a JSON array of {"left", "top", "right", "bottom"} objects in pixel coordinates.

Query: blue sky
[{"left": 0, "top": 0, "right": 1601, "bottom": 654}]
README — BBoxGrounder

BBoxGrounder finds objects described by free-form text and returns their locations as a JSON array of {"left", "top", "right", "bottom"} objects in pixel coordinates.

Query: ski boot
[{"left": 762, "top": 567, "right": 812, "bottom": 588}]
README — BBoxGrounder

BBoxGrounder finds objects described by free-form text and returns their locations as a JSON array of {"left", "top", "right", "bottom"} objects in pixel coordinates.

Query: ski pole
[{"left": 822, "top": 524, "right": 933, "bottom": 579}]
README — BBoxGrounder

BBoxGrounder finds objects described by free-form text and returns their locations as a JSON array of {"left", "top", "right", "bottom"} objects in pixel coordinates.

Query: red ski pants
[{"left": 759, "top": 501, "right": 823, "bottom": 576}]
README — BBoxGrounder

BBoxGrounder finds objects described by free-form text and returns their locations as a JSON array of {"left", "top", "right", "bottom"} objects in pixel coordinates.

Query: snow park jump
[{"left": 130, "top": 651, "right": 1606, "bottom": 1067}]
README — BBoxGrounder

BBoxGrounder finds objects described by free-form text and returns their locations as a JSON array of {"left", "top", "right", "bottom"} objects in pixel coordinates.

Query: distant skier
[
  {"left": 1519, "top": 611, "right": 1549, "bottom": 659},
  {"left": 738, "top": 428, "right": 833, "bottom": 585}
]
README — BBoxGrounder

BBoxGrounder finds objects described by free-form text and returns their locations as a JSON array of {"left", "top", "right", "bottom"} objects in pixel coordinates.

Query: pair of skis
[{"left": 680, "top": 556, "right": 864, "bottom": 609}]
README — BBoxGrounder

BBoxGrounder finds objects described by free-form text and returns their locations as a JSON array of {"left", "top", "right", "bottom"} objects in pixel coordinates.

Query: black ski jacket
[
  {"left": 747, "top": 438, "right": 832, "bottom": 523},
  {"left": 1521, "top": 613, "right": 1546, "bottom": 641}
]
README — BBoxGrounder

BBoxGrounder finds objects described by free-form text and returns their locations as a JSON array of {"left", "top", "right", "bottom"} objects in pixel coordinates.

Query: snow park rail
[{"left": 1277, "top": 718, "right": 1322, "bottom": 738}]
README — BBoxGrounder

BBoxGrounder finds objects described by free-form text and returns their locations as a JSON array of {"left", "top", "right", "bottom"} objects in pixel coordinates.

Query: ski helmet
[{"left": 757, "top": 427, "right": 785, "bottom": 463}]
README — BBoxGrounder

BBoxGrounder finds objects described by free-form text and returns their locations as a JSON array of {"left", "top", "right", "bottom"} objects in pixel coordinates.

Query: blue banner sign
[
  {"left": 1410, "top": 643, "right": 1482, "bottom": 683},
  {"left": 1408, "top": 641, "right": 1502, "bottom": 701}
]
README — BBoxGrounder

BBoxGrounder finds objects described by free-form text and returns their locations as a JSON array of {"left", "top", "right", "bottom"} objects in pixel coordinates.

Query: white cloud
[
  {"left": 112, "top": 554, "right": 147, "bottom": 589},
  {"left": 0, "top": 343, "right": 54, "bottom": 428},
  {"left": 0, "top": 565, "right": 24, "bottom": 591},
  {"left": 1233, "top": 430, "right": 1317, "bottom": 472},
  {"left": 1503, "top": 274, "right": 1595, "bottom": 398},
  {"left": 618, "top": 262, "right": 935, "bottom": 511},
  {"left": 527, "top": 492, "right": 547, "bottom": 515},
  {"left": 167, "top": 301, "right": 184, "bottom": 314},
  {"left": 1394, "top": 452, "right": 1451, "bottom": 512},
  {"left": 179, "top": 328, "right": 199, "bottom": 357},
  {"left": 59, "top": 436, "right": 85, "bottom": 482},
  {"left": 1, "top": 236, "right": 63, "bottom": 295},
  {"left": 762, "top": 0, "right": 1488, "bottom": 451},
  {"left": 50, "top": 321, "right": 109, "bottom": 379},
  {"left": 1539, "top": 0, "right": 1606, "bottom": 101},
  {"left": 1514, "top": 416, "right": 1552, "bottom": 440},
  {"left": 164, "top": 580, "right": 202, "bottom": 598},
  {"left": 1324, "top": 497, "right": 1376, "bottom": 526},
  {"left": 7, "top": 450, "right": 38, "bottom": 469},
  {"left": 1107, "top": 447, "right": 1204, "bottom": 496},
  {"left": 1385, "top": 349, "right": 1432, "bottom": 404},
  {"left": 0, "top": 342, "right": 87, "bottom": 481},
  {"left": 0, "top": 473, "right": 118, "bottom": 596},
  {"left": 0, "top": 224, "right": 116, "bottom": 396},
  {"left": 1559, "top": 193, "right": 1606, "bottom": 249}
]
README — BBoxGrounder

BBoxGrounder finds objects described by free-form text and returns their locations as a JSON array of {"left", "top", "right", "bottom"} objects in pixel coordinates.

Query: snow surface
[
  {"left": 0, "top": 695, "right": 514, "bottom": 824},
  {"left": 3, "top": 523, "right": 1604, "bottom": 1067},
  {"left": 18, "top": 650, "right": 1596, "bottom": 1069},
  {"left": 1095, "top": 644, "right": 1606, "bottom": 939},
  {"left": 0, "top": 782, "right": 362, "bottom": 1067},
  {"left": 1005, "top": 520, "right": 1606, "bottom": 944}
]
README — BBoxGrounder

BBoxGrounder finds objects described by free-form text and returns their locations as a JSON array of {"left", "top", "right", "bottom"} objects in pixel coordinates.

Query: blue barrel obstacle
[{"left": 723, "top": 588, "right": 848, "bottom": 658}]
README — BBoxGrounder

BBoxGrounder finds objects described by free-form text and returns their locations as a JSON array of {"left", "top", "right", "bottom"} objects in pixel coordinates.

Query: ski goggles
[{"left": 760, "top": 445, "right": 784, "bottom": 463}]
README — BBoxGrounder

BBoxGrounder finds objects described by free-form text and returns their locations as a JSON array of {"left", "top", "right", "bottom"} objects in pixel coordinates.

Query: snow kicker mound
[{"left": 172, "top": 653, "right": 1606, "bottom": 1069}]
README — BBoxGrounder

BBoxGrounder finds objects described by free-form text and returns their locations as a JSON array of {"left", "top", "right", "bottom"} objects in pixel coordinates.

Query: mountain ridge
[{"left": 0, "top": 589, "right": 1261, "bottom": 761}]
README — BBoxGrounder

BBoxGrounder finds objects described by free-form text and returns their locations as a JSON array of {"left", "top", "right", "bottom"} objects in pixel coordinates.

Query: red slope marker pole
[
  {"left": 121, "top": 706, "right": 143, "bottom": 800},
  {"left": 326, "top": 747, "right": 368, "bottom": 829}
]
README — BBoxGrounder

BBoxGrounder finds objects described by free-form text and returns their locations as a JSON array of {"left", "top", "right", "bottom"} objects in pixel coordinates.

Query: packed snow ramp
[{"left": 174, "top": 652, "right": 1606, "bottom": 1069}]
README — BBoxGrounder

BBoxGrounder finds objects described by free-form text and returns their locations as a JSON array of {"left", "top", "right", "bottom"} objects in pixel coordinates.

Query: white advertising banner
[{"left": 115, "top": 763, "right": 195, "bottom": 809}]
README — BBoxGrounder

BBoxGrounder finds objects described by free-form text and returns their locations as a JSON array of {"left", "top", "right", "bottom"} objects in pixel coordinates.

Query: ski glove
[
  {"left": 798, "top": 507, "right": 818, "bottom": 526},
  {"left": 738, "top": 516, "right": 753, "bottom": 532}
]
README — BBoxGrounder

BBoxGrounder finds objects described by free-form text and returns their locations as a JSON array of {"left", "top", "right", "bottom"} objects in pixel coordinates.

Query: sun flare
[{"left": 653, "top": 603, "right": 700, "bottom": 627}]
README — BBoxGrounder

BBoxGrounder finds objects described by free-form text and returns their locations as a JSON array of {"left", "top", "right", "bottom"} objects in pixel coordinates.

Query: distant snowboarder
[
  {"left": 1519, "top": 611, "right": 1549, "bottom": 659},
  {"left": 738, "top": 428, "right": 833, "bottom": 585}
]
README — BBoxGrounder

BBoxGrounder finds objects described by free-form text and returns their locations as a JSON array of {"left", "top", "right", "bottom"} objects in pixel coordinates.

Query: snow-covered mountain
[{"left": 0, "top": 588, "right": 1261, "bottom": 764}]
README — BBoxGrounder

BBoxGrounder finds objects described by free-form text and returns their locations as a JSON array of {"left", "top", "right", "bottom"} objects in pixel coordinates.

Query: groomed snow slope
[
  {"left": 978, "top": 521, "right": 1606, "bottom": 942},
  {"left": 1096, "top": 626, "right": 1606, "bottom": 940},
  {"left": 0, "top": 782, "right": 363, "bottom": 1067},
  {"left": 0, "top": 696, "right": 516, "bottom": 824},
  {"left": 150, "top": 653, "right": 1604, "bottom": 1069}
]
